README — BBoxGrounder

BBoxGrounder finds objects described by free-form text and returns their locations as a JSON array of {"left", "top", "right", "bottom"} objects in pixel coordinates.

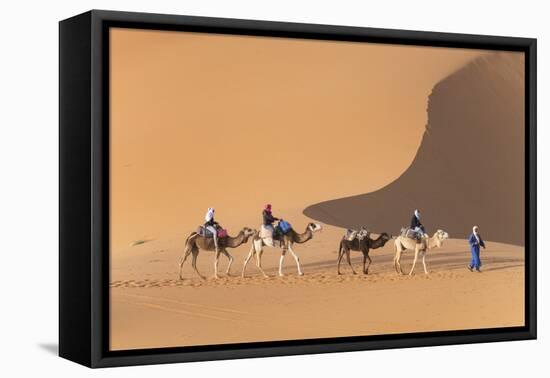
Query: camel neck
[
  {"left": 370, "top": 235, "right": 386, "bottom": 248},
  {"left": 295, "top": 228, "right": 313, "bottom": 243},
  {"left": 427, "top": 234, "right": 438, "bottom": 248},
  {"left": 226, "top": 231, "right": 246, "bottom": 247}
]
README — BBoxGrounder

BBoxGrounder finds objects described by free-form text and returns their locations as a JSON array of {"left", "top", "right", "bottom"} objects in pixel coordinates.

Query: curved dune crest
[{"left": 304, "top": 52, "right": 525, "bottom": 246}]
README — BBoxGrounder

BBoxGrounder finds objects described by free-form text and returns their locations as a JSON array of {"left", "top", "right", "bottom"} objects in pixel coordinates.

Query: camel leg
[
  {"left": 366, "top": 256, "right": 372, "bottom": 274},
  {"left": 191, "top": 250, "right": 205, "bottom": 280},
  {"left": 279, "top": 249, "right": 287, "bottom": 276},
  {"left": 345, "top": 250, "right": 356, "bottom": 275},
  {"left": 421, "top": 250, "right": 428, "bottom": 274},
  {"left": 288, "top": 244, "right": 304, "bottom": 276},
  {"left": 363, "top": 254, "right": 372, "bottom": 274},
  {"left": 337, "top": 248, "right": 345, "bottom": 275},
  {"left": 409, "top": 247, "right": 420, "bottom": 276},
  {"left": 256, "top": 249, "right": 269, "bottom": 278},
  {"left": 394, "top": 249, "right": 404, "bottom": 275},
  {"left": 179, "top": 247, "right": 192, "bottom": 280},
  {"left": 254, "top": 244, "right": 272, "bottom": 278},
  {"left": 213, "top": 250, "right": 221, "bottom": 279},
  {"left": 393, "top": 251, "right": 400, "bottom": 274},
  {"left": 221, "top": 249, "right": 234, "bottom": 276},
  {"left": 241, "top": 244, "right": 255, "bottom": 278}
]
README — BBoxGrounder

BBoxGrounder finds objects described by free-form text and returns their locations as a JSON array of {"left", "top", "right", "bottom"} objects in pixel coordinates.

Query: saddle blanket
[
  {"left": 345, "top": 228, "right": 369, "bottom": 241},
  {"left": 260, "top": 225, "right": 275, "bottom": 247},
  {"left": 345, "top": 229, "right": 358, "bottom": 241},
  {"left": 197, "top": 226, "right": 228, "bottom": 238},
  {"left": 400, "top": 227, "right": 421, "bottom": 240},
  {"left": 260, "top": 225, "right": 274, "bottom": 238},
  {"left": 277, "top": 220, "right": 292, "bottom": 234}
]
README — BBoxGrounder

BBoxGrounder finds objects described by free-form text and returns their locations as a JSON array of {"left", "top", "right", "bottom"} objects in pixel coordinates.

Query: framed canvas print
[{"left": 59, "top": 10, "right": 537, "bottom": 368}]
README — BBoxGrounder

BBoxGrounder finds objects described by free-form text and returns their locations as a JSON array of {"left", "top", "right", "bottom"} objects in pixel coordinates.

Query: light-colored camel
[
  {"left": 179, "top": 227, "right": 256, "bottom": 279},
  {"left": 393, "top": 229, "right": 449, "bottom": 275},
  {"left": 241, "top": 222, "right": 322, "bottom": 277}
]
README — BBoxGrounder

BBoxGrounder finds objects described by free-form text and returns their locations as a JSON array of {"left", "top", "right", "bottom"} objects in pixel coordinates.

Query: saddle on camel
[
  {"left": 197, "top": 224, "right": 228, "bottom": 238},
  {"left": 260, "top": 219, "right": 292, "bottom": 247},
  {"left": 344, "top": 227, "right": 370, "bottom": 241},
  {"left": 260, "top": 204, "right": 292, "bottom": 247},
  {"left": 400, "top": 227, "right": 424, "bottom": 243}
]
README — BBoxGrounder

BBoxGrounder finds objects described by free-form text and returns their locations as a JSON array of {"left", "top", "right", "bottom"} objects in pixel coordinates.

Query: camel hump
[{"left": 184, "top": 232, "right": 199, "bottom": 244}]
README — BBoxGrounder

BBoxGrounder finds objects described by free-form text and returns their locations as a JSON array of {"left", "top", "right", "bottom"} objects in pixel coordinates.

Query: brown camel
[
  {"left": 179, "top": 227, "right": 256, "bottom": 279},
  {"left": 242, "top": 222, "right": 322, "bottom": 277},
  {"left": 337, "top": 232, "right": 392, "bottom": 275}
]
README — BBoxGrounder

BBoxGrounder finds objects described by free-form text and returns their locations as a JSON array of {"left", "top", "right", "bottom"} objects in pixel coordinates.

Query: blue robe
[{"left": 468, "top": 233, "right": 486, "bottom": 270}]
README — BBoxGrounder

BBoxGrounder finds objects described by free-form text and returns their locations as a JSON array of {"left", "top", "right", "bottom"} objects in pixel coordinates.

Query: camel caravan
[{"left": 179, "top": 206, "right": 449, "bottom": 280}]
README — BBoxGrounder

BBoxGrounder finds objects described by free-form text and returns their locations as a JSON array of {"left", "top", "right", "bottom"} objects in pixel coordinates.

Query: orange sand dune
[
  {"left": 305, "top": 52, "right": 525, "bottom": 245},
  {"left": 109, "top": 29, "right": 524, "bottom": 351},
  {"left": 110, "top": 29, "right": 484, "bottom": 252}
]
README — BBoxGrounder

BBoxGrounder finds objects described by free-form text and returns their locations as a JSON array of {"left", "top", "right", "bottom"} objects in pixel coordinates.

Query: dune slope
[{"left": 304, "top": 52, "right": 525, "bottom": 246}]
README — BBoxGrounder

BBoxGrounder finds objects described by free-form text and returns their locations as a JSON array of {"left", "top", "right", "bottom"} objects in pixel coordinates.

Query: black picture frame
[{"left": 59, "top": 9, "right": 537, "bottom": 368}]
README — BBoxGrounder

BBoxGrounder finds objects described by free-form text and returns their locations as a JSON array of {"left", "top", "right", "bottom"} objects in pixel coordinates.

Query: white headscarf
[
  {"left": 205, "top": 207, "right": 215, "bottom": 222},
  {"left": 414, "top": 209, "right": 420, "bottom": 219},
  {"left": 473, "top": 226, "right": 480, "bottom": 243}
]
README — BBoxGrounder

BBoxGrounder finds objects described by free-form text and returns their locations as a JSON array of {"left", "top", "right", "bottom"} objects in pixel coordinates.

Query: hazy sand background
[
  {"left": 110, "top": 28, "right": 484, "bottom": 251},
  {"left": 109, "top": 29, "right": 524, "bottom": 350}
]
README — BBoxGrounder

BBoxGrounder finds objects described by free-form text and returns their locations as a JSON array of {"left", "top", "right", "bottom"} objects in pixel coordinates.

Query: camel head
[
  {"left": 242, "top": 227, "right": 256, "bottom": 237},
  {"left": 307, "top": 223, "right": 323, "bottom": 233},
  {"left": 379, "top": 232, "right": 392, "bottom": 244},
  {"left": 367, "top": 232, "right": 392, "bottom": 249},
  {"left": 432, "top": 229, "right": 449, "bottom": 247}
]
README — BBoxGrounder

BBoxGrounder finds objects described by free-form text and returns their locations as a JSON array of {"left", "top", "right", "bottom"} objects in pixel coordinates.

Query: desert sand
[
  {"left": 109, "top": 30, "right": 525, "bottom": 350},
  {"left": 110, "top": 223, "right": 524, "bottom": 350}
]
